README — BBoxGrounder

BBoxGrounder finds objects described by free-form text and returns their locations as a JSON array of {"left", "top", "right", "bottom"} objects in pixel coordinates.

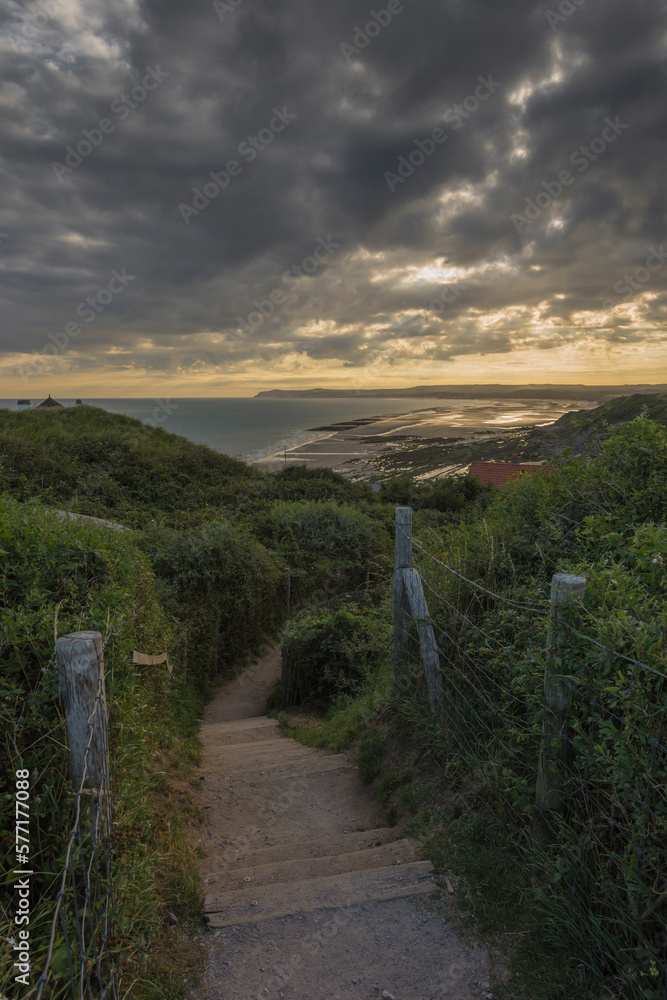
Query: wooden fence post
[
  {"left": 534, "top": 573, "right": 587, "bottom": 843},
  {"left": 56, "top": 631, "right": 109, "bottom": 790},
  {"left": 392, "top": 508, "right": 413, "bottom": 693},
  {"left": 391, "top": 508, "right": 443, "bottom": 713},
  {"left": 402, "top": 567, "right": 443, "bottom": 715},
  {"left": 286, "top": 568, "right": 292, "bottom": 615},
  {"left": 394, "top": 507, "right": 412, "bottom": 570}
]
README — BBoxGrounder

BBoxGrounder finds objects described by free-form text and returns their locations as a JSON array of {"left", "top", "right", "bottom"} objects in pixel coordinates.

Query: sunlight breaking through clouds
[{"left": 0, "top": 0, "right": 665, "bottom": 391}]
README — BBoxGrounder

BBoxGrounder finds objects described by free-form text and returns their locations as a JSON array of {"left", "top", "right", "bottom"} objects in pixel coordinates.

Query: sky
[{"left": 1, "top": 0, "right": 666, "bottom": 397}]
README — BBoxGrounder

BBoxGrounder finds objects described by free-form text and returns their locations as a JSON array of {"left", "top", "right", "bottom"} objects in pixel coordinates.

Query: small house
[
  {"left": 36, "top": 394, "right": 64, "bottom": 408},
  {"left": 468, "top": 461, "right": 546, "bottom": 487}
]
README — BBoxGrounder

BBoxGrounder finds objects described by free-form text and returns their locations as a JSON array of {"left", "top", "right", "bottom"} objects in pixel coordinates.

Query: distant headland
[{"left": 255, "top": 384, "right": 667, "bottom": 402}]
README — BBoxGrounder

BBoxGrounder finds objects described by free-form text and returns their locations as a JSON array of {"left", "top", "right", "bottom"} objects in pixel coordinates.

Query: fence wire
[
  {"left": 34, "top": 633, "right": 118, "bottom": 1000},
  {"left": 395, "top": 523, "right": 666, "bottom": 1000}
]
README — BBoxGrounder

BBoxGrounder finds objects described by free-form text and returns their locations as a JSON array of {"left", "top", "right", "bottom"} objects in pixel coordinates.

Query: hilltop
[
  {"left": 545, "top": 392, "right": 667, "bottom": 443},
  {"left": 0, "top": 404, "right": 263, "bottom": 528}
]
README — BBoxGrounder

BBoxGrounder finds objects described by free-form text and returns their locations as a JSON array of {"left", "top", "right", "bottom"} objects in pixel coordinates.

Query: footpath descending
[{"left": 188, "top": 649, "right": 492, "bottom": 1000}]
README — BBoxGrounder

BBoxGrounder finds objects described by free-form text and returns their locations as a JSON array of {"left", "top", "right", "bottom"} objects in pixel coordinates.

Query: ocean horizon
[{"left": 0, "top": 395, "right": 586, "bottom": 461}]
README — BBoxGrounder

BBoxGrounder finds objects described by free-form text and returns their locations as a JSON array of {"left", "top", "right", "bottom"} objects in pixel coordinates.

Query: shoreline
[{"left": 250, "top": 399, "right": 599, "bottom": 478}]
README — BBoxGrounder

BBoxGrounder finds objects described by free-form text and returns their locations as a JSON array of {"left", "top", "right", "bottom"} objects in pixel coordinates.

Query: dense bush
[
  {"left": 141, "top": 521, "right": 284, "bottom": 689},
  {"left": 281, "top": 599, "right": 390, "bottom": 708},
  {"left": 265, "top": 465, "right": 373, "bottom": 504},
  {"left": 251, "top": 500, "right": 392, "bottom": 599},
  {"left": 380, "top": 472, "right": 487, "bottom": 514}
]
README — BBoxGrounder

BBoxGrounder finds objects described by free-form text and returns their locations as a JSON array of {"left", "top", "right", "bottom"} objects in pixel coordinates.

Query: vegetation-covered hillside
[
  {"left": 0, "top": 404, "right": 264, "bottom": 527},
  {"left": 546, "top": 391, "right": 667, "bottom": 444},
  {"left": 6, "top": 400, "right": 665, "bottom": 1000}
]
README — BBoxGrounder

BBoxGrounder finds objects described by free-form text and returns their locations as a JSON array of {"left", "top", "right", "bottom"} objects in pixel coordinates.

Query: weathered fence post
[
  {"left": 392, "top": 508, "right": 413, "bottom": 693},
  {"left": 534, "top": 573, "right": 587, "bottom": 843},
  {"left": 395, "top": 506, "right": 412, "bottom": 570},
  {"left": 402, "top": 567, "right": 443, "bottom": 715},
  {"left": 392, "top": 508, "right": 443, "bottom": 714},
  {"left": 56, "top": 631, "right": 109, "bottom": 789},
  {"left": 286, "top": 568, "right": 292, "bottom": 614}
]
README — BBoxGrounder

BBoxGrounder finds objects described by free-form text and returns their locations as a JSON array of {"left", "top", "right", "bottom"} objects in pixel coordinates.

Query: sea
[{"left": 0, "top": 396, "right": 585, "bottom": 461}]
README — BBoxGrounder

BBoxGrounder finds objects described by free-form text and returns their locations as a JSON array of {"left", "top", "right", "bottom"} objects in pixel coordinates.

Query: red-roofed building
[{"left": 468, "top": 461, "right": 546, "bottom": 487}]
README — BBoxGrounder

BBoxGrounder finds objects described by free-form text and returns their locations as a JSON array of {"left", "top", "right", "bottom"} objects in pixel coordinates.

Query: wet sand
[{"left": 251, "top": 398, "right": 598, "bottom": 478}]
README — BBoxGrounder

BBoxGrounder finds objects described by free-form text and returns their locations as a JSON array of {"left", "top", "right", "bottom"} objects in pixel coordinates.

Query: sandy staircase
[
  {"left": 198, "top": 716, "right": 436, "bottom": 930},
  {"left": 189, "top": 658, "right": 492, "bottom": 1000}
]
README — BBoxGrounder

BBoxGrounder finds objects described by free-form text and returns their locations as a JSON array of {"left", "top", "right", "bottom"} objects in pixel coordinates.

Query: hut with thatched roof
[{"left": 36, "top": 394, "right": 64, "bottom": 408}]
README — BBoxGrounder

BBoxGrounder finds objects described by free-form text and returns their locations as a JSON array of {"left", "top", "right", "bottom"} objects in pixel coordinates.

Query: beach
[
  {"left": 2, "top": 396, "right": 600, "bottom": 477},
  {"left": 251, "top": 397, "right": 599, "bottom": 477}
]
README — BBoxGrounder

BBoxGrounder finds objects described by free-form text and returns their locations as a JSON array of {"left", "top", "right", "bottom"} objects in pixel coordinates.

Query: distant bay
[
  {"left": 0, "top": 396, "right": 590, "bottom": 463},
  {"left": 0, "top": 397, "right": 450, "bottom": 460}
]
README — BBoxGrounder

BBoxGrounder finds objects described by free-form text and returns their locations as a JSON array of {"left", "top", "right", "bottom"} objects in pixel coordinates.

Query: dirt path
[{"left": 188, "top": 649, "right": 494, "bottom": 1000}]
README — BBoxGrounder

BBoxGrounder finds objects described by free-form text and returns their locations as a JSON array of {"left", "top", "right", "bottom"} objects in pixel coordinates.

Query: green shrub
[
  {"left": 266, "top": 465, "right": 373, "bottom": 504},
  {"left": 356, "top": 728, "right": 386, "bottom": 783},
  {"left": 252, "top": 500, "right": 392, "bottom": 599},
  {"left": 142, "top": 521, "right": 284, "bottom": 689},
  {"left": 281, "top": 600, "right": 390, "bottom": 707},
  {"left": 380, "top": 472, "right": 486, "bottom": 514}
]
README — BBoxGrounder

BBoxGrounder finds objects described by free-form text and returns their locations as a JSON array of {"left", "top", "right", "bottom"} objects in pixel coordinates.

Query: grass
[
  {"left": 274, "top": 657, "right": 393, "bottom": 753},
  {"left": 106, "top": 669, "right": 207, "bottom": 999},
  {"left": 407, "top": 810, "right": 591, "bottom": 1000}
]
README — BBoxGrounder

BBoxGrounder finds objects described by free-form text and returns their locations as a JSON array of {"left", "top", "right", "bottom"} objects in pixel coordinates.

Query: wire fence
[
  {"left": 3, "top": 630, "right": 119, "bottom": 1000},
  {"left": 393, "top": 507, "right": 667, "bottom": 1000},
  {"left": 35, "top": 630, "right": 117, "bottom": 1000}
]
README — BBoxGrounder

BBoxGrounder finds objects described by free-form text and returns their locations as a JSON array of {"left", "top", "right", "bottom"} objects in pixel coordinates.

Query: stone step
[
  {"left": 214, "top": 826, "right": 401, "bottom": 868},
  {"left": 207, "top": 839, "right": 420, "bottom": 892},
  {"left": 200, "top": 718, "right": 280, "bottom": 747},
  {"left": 202, "top": 754, "right": 355, "bottom": 785},
  {"left": 200, "top": 726, "right": 283, "bottom": 747},
  {"left": 203, "top": 741, "right": 316, "bottom": 770},
  {"left": 200, "top": 716, "right": 277, "bottom": 735},
  {"left": 204, "top": 861, "right": 436, "bottom": 927},
  {"left": 204, "top": 738, "right": 311, "bottom": 758},
  {"left": 198, "top": 763, "right": 386, "bottom": 853}
]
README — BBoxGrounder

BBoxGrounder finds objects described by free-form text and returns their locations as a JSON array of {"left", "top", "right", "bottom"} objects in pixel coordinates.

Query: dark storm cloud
[{"left": 1, "top": 0, "right": 666, "bottom": 380}]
